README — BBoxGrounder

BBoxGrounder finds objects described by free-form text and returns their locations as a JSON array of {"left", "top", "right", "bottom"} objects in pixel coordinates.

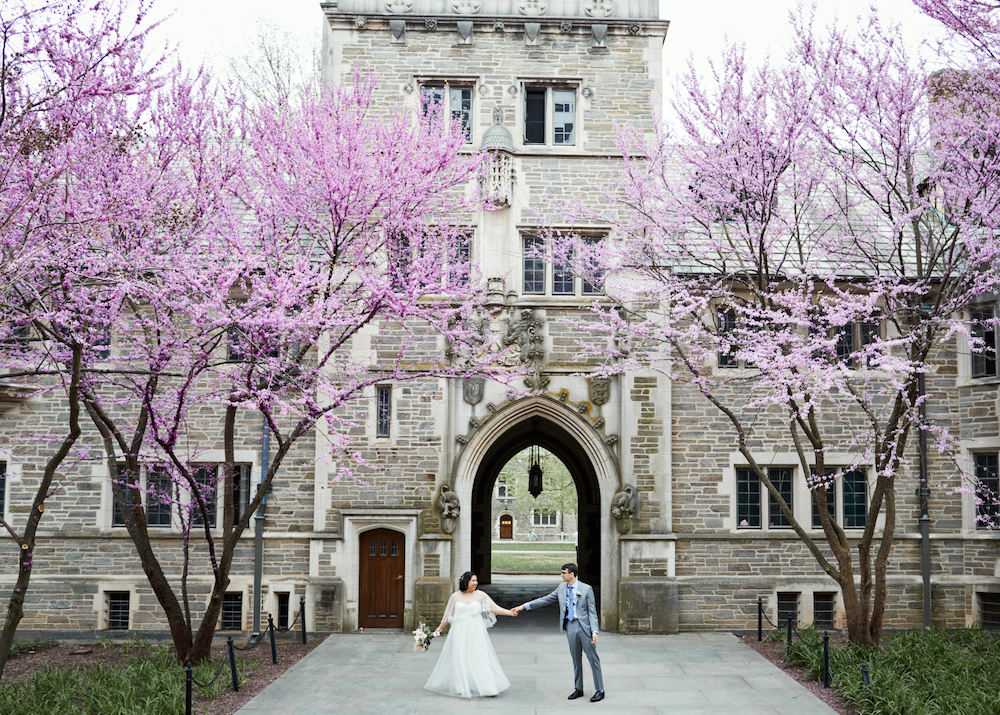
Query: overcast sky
[{"left": 151, "top": 0, "right": 948, "bottom": 81}]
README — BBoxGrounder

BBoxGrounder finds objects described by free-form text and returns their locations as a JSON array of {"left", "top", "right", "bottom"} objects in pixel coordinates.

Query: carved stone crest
[
  {"left": 437, "top": 485, "right": 461, "bottom": 534},
  {"left": 385, "top": 0, "right": 413, "bottom": 12},
  {"left": 463, "top": 377, "right": 486, "bottom": 405},
  {"left": 452, "top": 0, "right": 481, "bottom": 13},
  {"left": 611, "top": 485, "right": 638, "bottom": 534},
  {"left": 503, "top": 308, "right": 544, "bottom": 367},
  {"left": 517, "top": 0, "right": 548, "bottom": 15},
  {"left": 589, "top": 377, "right": 611, "bottom": 406},
  {"left": 583, "top": 0, "right": 613, "bottom": 17}
]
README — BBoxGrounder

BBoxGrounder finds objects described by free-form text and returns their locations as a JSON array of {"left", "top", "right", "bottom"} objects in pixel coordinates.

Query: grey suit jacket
[{"left": 525, "top": 580, "right": 599, "bottom": 636}]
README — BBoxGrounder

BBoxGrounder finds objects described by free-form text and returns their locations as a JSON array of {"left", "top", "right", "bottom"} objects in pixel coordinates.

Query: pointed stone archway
[{"left": 451, "top": 396, "right": 620, "bottom": 628}]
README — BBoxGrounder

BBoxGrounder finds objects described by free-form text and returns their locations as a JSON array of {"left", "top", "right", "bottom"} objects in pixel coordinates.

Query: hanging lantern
[{"left": 528, "top": 416, "right": 543, "bottom": 498}]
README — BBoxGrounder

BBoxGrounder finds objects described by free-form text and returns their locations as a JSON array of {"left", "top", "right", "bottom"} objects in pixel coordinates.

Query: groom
[{"left": 513, "top": 563, "right": 604, "bottom": 702}]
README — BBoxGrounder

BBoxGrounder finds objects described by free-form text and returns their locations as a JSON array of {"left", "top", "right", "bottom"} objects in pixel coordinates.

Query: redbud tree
[{"left": 584, "top": 8, "right": 1000, "bottom": 645}]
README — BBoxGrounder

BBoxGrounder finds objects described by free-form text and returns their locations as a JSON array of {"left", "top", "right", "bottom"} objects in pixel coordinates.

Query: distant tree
[
  {"left": 498, "top": 449, "right": 578, "bottom": 529},
  {"left": 227, "top": 15, "right": 320, "bottom": 107},
  {"left": 583, "top": 8, "right": 1000, "bottom": 646}
]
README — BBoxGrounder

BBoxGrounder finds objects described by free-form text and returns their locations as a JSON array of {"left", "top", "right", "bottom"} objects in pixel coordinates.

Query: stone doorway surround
[{"left": 451, "top": 396, "right": 621, "bottom": 629}]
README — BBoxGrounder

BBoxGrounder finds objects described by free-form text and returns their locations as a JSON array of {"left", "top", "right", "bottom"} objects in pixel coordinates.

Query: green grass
[
  {"left": 9, "top": 637, "right": 57, "bottom": 657},
  {"left": 491, "top": 552, "right": 572, "bottom": 573},
  {"left": 787, "top": 627, "right": 1000, "bottom": 714},
  {"left": 0, "top": 639, "right": 256, "bottom": 715},
  {"left": 491, "top": 542, "right": 576, "bottom": 552}
]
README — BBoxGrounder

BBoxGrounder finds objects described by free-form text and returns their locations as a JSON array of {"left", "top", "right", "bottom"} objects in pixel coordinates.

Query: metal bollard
[
  {"left": 822, "top": 631, "right": 830, "bottom": 689},
  {"left": 185, "top": 661, "right": 193, "bottom": 715},
  {"left": 300, "top": 596, "right": 307, "bottom": 644},
  {"left": 861, "top": 662, "right": 873, "bottom": 701},
  {"left": 268, "top": 613, "right": 278, "bottom": 664},
  {"left": 227, "top": 636, "right": 240, "bottom": 693},
  {"left": 786, "top": 616, "right": 793, "bottom": 660},
  {"left": 757, "top": 597, "right": 763, "bottom": 642}
]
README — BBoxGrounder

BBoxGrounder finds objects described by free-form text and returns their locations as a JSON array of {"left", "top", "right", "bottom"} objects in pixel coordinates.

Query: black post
[
  {"left": 862, "top": 662, "right": 872, "bottom": 701},
  {"left": 786, "top": 616, "right": 793, "bottom": 660},
  {"left": 185, "top": 661, "right": 193, "bottom": 715},
  {"left": 822, "top": 631, "right": 830, "bottom": 689},
  {"left": 227, "top": 636, "right": 239, "bottom": 693},
  {"left": 268, "top": 613, "right": 278, "bottom": 664},
  {"left": 757, "top": 597, "right": 763, "bottom": 642},
  {"left": 300, "top": 596, "right": 307, "bottom": 644}
]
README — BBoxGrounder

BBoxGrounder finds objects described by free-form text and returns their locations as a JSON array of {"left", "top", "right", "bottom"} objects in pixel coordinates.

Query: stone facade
[{"left": 1, "top": 0, "right": 999, "bottom": 641}]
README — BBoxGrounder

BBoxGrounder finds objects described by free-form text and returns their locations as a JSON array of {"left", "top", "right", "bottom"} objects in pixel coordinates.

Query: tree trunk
[{"left": 0, "top": 345, "right": 82, "bottom": 679}]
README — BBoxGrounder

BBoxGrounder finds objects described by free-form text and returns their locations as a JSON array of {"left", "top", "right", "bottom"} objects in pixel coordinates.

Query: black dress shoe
[
  {"left": 590, "top": 691, "right": 605, "bottom": 702},
  {"left": 568, "top": 689, "right": 585, "bottom": 700}
]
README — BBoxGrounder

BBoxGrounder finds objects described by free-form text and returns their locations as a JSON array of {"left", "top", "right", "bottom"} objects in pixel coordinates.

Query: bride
[{"left": 424, "top": 571, "right": 517, "bottom": 698}]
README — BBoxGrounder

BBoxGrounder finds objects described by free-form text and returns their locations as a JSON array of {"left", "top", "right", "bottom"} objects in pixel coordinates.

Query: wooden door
[
  {"left": 499, "top": 514, "right": 513, "bottom": 540},
  {"left": 359, "top": 528, "right": 405, "bottom": 628}
]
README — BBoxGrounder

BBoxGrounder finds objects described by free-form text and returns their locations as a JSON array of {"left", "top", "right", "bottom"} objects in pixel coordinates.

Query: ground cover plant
[
  {"left": 786, "top": 627, "right": 1000, "bottom": 714},
  {"left": 0, "top": 637, "right": 276, "bottom": 715},
  {"left": 490, "top": 542, "right": 575, "bottom": 551},
  {"left": 491, "top": 552, "right": 572, "bottom": 573}
]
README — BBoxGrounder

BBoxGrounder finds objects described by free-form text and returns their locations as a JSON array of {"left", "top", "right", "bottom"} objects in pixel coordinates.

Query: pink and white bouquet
[{"left": 413, "top": 622, "right": 437, "bottom": 652}]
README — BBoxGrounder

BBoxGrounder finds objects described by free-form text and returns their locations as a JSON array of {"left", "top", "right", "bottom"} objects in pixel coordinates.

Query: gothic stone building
[{"left": 1, "top": 0, "right": 999, "bottom": 638}]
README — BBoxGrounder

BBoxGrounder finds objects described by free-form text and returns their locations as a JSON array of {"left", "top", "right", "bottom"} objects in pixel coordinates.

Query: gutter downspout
[
  {"left": 918, "top": 373, "right": 931, "bottom": 629},
  {"left": 252, "top": 419, "right": 269, "bottom": 636}
]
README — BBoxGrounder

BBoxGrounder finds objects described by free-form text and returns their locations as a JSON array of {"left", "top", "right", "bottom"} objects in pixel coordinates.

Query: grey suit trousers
[{"left": 566, "top": 619, "right": 603, "bottom": 692}]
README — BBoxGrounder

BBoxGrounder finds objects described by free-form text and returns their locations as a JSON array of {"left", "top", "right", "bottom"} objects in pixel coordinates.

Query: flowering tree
[
  {"left": 588, "top": 9, "right": 1000, "bottom": 645},
  {"left": 0, "top": 0, "right": 162, "bottom": 678}
]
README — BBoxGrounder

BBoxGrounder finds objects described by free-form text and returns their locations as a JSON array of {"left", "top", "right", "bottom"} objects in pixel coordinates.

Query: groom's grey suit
[{"left": 525, "top": 580, "right": 604, "bottom": 693}]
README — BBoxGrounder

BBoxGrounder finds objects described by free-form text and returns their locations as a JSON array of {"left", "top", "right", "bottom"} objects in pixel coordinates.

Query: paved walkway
[{"left": 235, "top": 625, "right": 838, "bottom": 714}]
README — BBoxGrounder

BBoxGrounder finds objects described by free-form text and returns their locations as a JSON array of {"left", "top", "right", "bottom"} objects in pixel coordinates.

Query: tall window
[
  {"left": 834, "top": 321, "right": 880, "bottom": 369},
  {"left": 222, "top": 592, "right": 243, "bottom": 630},
  {"left": 524, "top": 86, "right": 576, "bottom": 145},
  {"left": 971, "top": 306, "right": 998, "bottom": 378},
  {"left": 736, "top": 468, "right": 760, "bottom": 528},
  {"left": 810, "top": 472, "right": 836, "bottom": 529},
  {"left": 421, "top": 84, "right": 473, "bottom": 143},
  {"left": 842, "top": 468, "right": 868, "bottom": 528},
  {"left": 553, "top": 245, "right": 574, "bottom": 295},
  {"left": 581, "top": 237, "right": 604, "bottom": 295},
  {"left": 190, "top": 465, "right": 218, "bottom": 528},
  {"left": 768, "top": 467, "right": 793, "bottom": 528},
  {"left": 975, "top": 452, "right": 1000, "bottom": 529},
  {"left": 146, "top": 466, "right": 174, "bottom": 527},
  {"left": 231, "top": 464, "right": 252, "bottom": 527},
  {"left": 718, "top": 308, "right": 738, "bottom": 368},
  {"left": 523, "top": 235, "right": 545, "bottom": 294},
  {"left": 376, "top": 385, "right": 391, "bottom": 438},
  {"left": 0, "top": 461, "right": 6, "bottom": 515},
  {"left": 111, "top": 465, "right": 137, "bottom": 528},
  {"left": 388, "top": 232, "right": 412, "bottom": 292},
  {"left": 227, "top": 326, "right": 248, "bottom": 362},
  {"left": 496, "top": 476, "right": 512, "bottom": 499}
]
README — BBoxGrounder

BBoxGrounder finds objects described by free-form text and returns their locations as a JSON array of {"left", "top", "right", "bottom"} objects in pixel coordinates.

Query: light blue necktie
[{"left": 567, "top": 584, "right": 576, "bottom": 621}]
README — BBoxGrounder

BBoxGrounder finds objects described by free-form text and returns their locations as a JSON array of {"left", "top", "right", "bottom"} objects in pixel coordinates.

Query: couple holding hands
[{"left": 424, "top": 563, "right": 605, "bottom": 702}]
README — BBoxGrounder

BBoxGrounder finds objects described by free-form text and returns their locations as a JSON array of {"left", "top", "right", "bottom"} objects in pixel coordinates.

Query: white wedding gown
[{"left": 424, "top": 592, "right": 511, "bottom": 698}]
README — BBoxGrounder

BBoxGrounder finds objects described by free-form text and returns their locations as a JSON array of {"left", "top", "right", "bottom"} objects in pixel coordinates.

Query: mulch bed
[
  {"left": 2, "top": 635, "right": 326, "bottom": 715},
  {"left": 738, "top": 633, "right": 858, "bottom": 715}
]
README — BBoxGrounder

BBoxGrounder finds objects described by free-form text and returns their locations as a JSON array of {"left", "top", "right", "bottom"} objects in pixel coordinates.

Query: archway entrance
[{"left": 470, "top": 416, "right": 602, "bottom": 601}]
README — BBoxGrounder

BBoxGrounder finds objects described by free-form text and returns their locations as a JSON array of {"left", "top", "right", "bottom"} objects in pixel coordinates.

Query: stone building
[{"left": 2, "top": 0, "right": 999, "bottom": 640}]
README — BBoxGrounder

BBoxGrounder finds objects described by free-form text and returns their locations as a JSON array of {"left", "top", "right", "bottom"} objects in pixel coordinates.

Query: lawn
[
  {"left": 491, "top": 552, "right": 573, "bottom": 573},
  {"left": 490, "top": 542, "right": 576, "bottom": 552}
]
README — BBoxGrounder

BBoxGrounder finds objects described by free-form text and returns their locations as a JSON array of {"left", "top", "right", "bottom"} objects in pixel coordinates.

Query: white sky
[{"left": 151, "top": 0, "right": 948, "bottom": 81}]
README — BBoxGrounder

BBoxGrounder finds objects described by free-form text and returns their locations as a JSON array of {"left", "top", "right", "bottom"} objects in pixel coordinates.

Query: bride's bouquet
[{"left": 413, "top": 622, "right": 437, "bottom": 652}]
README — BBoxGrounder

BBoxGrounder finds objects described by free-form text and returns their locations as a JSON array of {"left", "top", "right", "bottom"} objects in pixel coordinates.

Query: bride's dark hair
[{"left": 458, "top": 571, "right": 476, "bottom": 592}]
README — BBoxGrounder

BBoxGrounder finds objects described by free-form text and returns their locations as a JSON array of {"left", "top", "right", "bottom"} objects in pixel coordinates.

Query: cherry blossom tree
[
  {"left": 585, "top": 9, "right": 1000, "bottom": 645},
  {"left": 0, "top": 0, "right": 163, "bottom": 677}
]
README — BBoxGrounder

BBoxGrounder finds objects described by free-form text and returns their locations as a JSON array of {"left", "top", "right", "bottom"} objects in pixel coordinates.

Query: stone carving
[
  {"left": 629, "top": 23, "right": 641, "bottom": 35},
  {"left": 604, "top": 434, "right": 618, "bottom": 446},
  {"left": 389, "top": 19, "right": 406, "bottom": 43},
  {"left": 355, "top": 17, "right": 367, "bottom": 28},
  {"left": 591, "top": 23, "right": 608, "bottom": 48},
  {"left": 517, "top": 0, "right": 547, "bottom": 15},
  {"left": 437, "top": 485, "right": 461, "bottom": 534},
  {"left": 403, "top": 83, "right": 415, "bottom": 93},
  {"left": 559, "top": 389, "right": 569, "bottom": 402},
  {"left": 493, "top": 21, "right": 505, "bottom": 31},
  {"left": 424, "top": 18, "right": 438, "bottom": 29},
  {"left": 478, "top": 84, "right": 489, "bottom": 96},
  {"left": 386, "top": 0, "right": 413, "bottom": 12},
  {"left": 611, "top": 485, "right": 638, "bottom": 534},
  {"left": 464, "top": 377, "right": 486, "bottom": 405},
  {"left": 503, "top": 308, "right": 544, "bottom": 366},
  {"left": 560, "top": 21, "right": 573, "bottom": 33},
  {"left": 593, "top": 417, "right": 605, "bottom": 430},
  {"left": 508, "top": 84, "right": 518, "bottom": 96},
  {"left": 452, "top": 0, "right": 481, "bottom": 13},
  {"left": 469, "top": 416, "right": 482, "bottom": 429},
  {"left": 456, "top": 20, "right": 474, "bottom": 44},
  {"left": 583, "top": 0, "right": 613, "bottom": 17},
  {"left": 577, "top": 402, "right": 588, "bottom": 415},
  {"left": 456, "top": 434, "right": 469, "bottom": 445},
  {"left": 589, "top": 377, "right": 611, "bottom": 406},
  {"left": 524, "top": 21, "right": 541, "bottom": 45},
  {"left": 581, "top": 86, "right": 593, "bottom": 99}
]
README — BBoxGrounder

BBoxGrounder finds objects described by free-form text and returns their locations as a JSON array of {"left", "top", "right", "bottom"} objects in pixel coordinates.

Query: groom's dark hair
[{"left": 562, "top": 563, "right": 578, "bottom": 577}]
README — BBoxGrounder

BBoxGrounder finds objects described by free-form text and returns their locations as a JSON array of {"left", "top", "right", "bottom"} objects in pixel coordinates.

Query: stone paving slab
[{"left": 235, "top": 630, "right": 838, "bottom": 715}]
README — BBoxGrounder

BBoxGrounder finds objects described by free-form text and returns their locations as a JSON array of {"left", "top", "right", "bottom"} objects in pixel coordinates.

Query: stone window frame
[
  {"left": 735, "top": 466, "right": 793, "bottom": 530},
  {"left": 520, "top": 230, "right": 606, "bottom": 298},
  {"left": 220, "top": 590, "right": 245, "bottom": 631},
  {"left": 969, "top": 302, "right": 999, "bottom": 380},
  {"left": 517, "top": 78, "right": 583, "bottom": 149},
  {"left": 959, "top": 437, "right": 1000, "bottom": 534},
  {"left": 414, "top": 75, "right": 480, "bottom": 146},
  {"left": 531, "top": 508, "right": 558, "bottom": 526},
  {"left": 375, "top": 384, "right": 392, "bottom": 438},
  {"left": 96, "top": 584, "right": 136, "bottom": 631}
]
